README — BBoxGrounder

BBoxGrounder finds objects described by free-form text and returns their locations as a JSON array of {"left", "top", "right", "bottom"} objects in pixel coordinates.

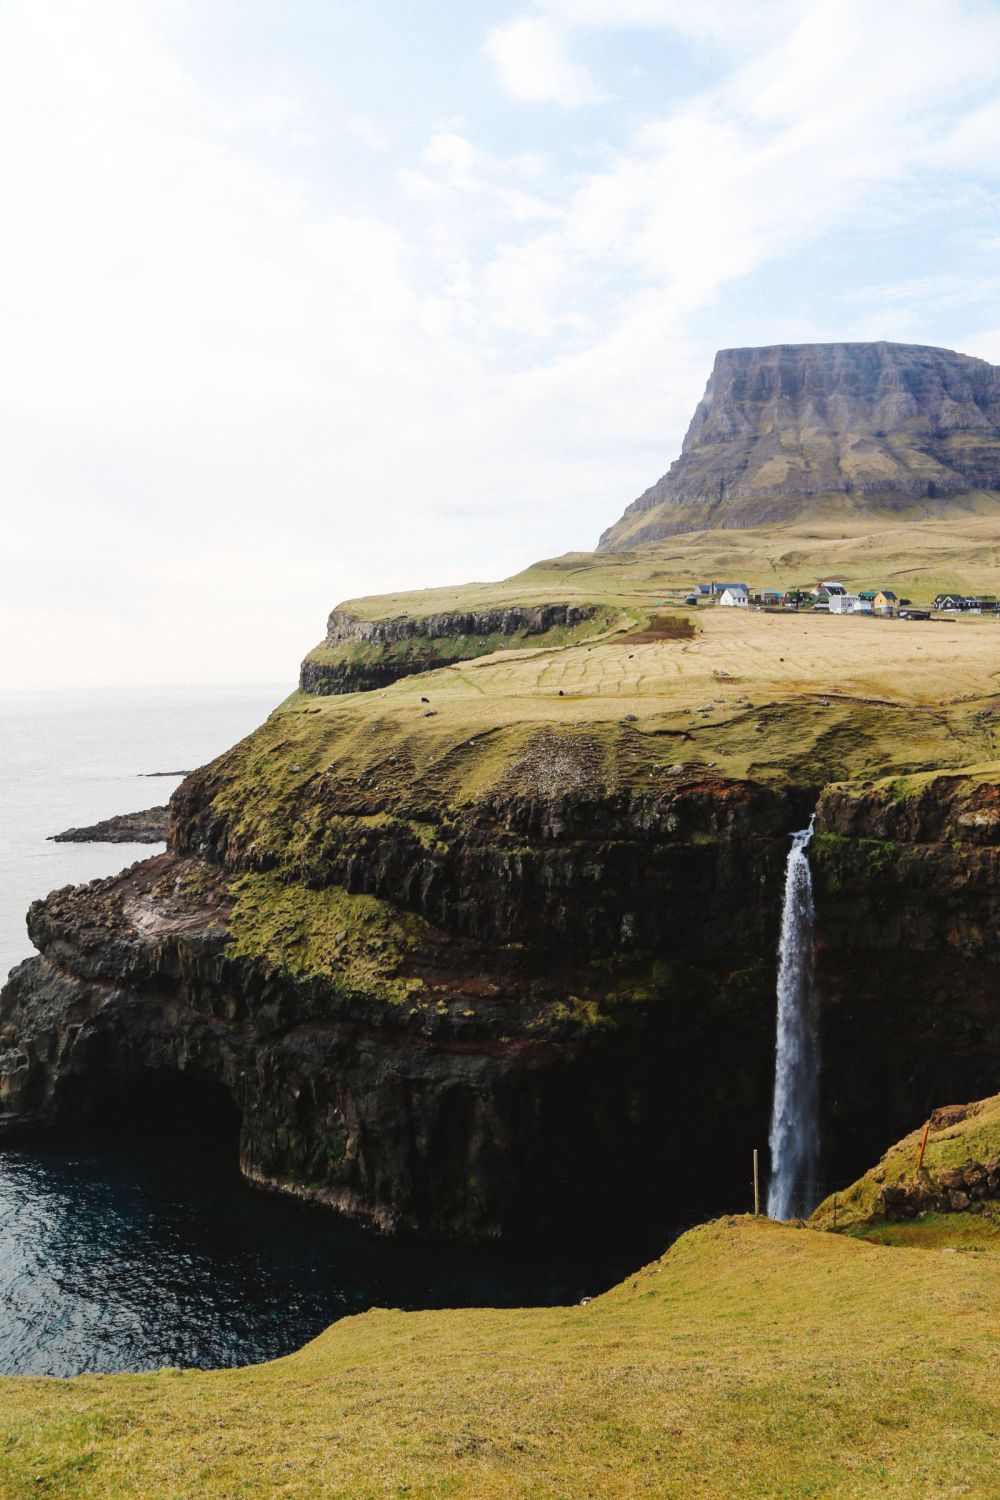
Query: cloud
[
  {"left": 345, "top": 113, "right": 390, "bottom": 152},
  {"left": 484, "top": 14, "right": 604, "bottom": 106}
]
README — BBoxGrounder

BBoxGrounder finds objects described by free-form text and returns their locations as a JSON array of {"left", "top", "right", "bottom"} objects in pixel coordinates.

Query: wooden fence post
[{"left": 916, "top": 1119, "right": 931, "bottom": 1173}]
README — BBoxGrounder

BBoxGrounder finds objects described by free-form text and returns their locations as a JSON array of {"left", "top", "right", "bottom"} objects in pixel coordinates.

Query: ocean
[{"left": 0, "top": 683, "right": 288, "bottom": 984}]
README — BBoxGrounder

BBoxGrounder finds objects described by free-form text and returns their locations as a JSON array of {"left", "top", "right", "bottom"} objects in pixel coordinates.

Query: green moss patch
[{"left": 225, "top": 872, "right": 428, "bottom": 1004}]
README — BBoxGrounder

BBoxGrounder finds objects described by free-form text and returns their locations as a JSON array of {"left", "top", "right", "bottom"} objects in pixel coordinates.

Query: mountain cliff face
[{"left": 600, "top": 342, "right": 1000, "bottom": 550}]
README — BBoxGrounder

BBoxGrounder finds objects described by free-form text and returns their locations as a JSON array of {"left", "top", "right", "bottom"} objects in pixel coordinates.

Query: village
[{"left": 683, "top": 581, "right": 1000, "bottom": 620}]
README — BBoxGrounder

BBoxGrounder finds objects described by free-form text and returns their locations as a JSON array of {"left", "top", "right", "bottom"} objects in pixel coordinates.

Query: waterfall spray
[{"left": 767, "top": 816, "right": 820, "bottom": 1220}]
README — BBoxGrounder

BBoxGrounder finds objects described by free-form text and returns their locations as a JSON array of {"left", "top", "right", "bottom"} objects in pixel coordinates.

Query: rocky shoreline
[{"left": 49, "top": 806, "right": 171, "bottom": 844}]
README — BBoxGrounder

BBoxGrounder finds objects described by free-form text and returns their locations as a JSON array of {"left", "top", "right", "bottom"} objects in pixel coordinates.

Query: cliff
[
  {"left": 600, "top": 342, "right": 1000, "bottom": 549},
  {"left": 300, "top": 603, "right": 610, "bottom": 695},
  {"left": 5, "top": 415, "right": 1000, "bottom": 1240},
  {"left": 5, "top": 605, "right": 1000, "bottom": 1238},
  {"left": 0, "top": 770, "right": 807, "bottom": 1238}
]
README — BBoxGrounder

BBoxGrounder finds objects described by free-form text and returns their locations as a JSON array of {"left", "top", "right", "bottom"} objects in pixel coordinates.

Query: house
[
  {"left": 933, "top": 594, "right": 983, "bottom": 612},
  {"left": 711, "top": 581, "right": 748, "bottom": 597},
  {"left": 829, "top": 593, "right": 860, "bottom": 614},
  {"left": 858, "top": 591, "right": 877, "bottom": 604},
  {"left": 819, "top": 580, "right": 848, "bottom": 596},
  {"left": 719, "top": 585, "right": 749, "bottom": 608},
  {"left": 873, "top": 590, "right": 898, "bottom": 613}
]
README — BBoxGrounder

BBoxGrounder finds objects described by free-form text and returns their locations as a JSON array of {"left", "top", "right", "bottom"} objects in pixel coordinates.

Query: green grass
[
  {"left": 2, "top": 1216, "right": 999, "bottom": 1497},
  {"left": 334, "top": 514, "right": 1000, "bottom": 622},
  {"left": 225, "top": 872, "right": 430, "bottom": 1004},
  {"left": 812, "top": 1091, "right": 1000, "bottom": 1240}
]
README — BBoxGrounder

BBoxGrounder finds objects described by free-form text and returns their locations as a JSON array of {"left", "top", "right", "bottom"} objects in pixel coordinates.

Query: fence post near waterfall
[{"left": 753, "top": 1149, "right": 760, "bottom": 1216}]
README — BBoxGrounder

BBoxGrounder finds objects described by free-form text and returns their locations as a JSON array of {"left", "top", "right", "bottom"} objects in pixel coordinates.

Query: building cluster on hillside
[{"left": 684, "top": 580, "right": 999, "bottom": 619}]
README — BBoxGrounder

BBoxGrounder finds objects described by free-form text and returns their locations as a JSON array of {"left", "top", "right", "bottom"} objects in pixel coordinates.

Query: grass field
[
  {"left": 337, "top": 515, "right": 1000, "bottom": 621},
  {"left": 224, "top": 602, "right": 1000, "bottom": 856},
  {"left": 2, "top": 1215, "right": 999, "bottom": 1498}
]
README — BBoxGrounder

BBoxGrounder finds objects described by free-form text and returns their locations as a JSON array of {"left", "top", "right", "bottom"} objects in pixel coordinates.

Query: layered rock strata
[
  {"left": 5, "top": 749, "right": 1000, "bottom": 1239},
  {"left": 1, "top": 770, "right": 809, "bottom": 1238},
  {"left": 600, "top": 342, "right": 1000, "bottom": 548}
]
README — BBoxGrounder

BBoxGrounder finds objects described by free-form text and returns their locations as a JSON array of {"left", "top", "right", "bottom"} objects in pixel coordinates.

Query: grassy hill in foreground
[{"left": 2, "top": 1214, "right": 999, "bottom": 1498}]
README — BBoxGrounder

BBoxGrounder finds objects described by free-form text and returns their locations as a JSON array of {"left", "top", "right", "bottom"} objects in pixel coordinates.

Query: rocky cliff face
[
  {"left": 300, "top": 604, "right": 605, "bottom": 695},
  {"left": 808, "top": 772, "right": 1000, "bottom": 1175},
  {"left": 0, "top": 774, "right": 808, "bottom": 1239},
  {"left": 600, "top": 342, "right": 1000, "bottom": 549},
  {"left": 5, "top": 736, "right": 1000, "bottom": 1239}
]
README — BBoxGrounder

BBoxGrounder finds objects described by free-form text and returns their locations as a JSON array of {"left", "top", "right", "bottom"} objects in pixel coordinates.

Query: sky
[{"left": 2, "top": 0, "right": 1000, "bottom": 688}]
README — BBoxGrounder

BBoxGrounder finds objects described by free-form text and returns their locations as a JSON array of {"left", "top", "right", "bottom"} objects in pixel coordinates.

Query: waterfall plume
[{"left": 767, "top": 816, "right": 820, "bottom": 1220}]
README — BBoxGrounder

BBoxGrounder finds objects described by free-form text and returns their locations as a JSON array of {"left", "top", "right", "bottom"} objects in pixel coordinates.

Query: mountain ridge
[{"left": 599, "top": 340, "right": 1000, "bottom": 550}]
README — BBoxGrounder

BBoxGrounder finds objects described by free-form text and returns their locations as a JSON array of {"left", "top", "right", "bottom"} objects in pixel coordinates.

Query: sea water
[{"left": 0, "top": 685, "right": 634, "bottom": 1376}]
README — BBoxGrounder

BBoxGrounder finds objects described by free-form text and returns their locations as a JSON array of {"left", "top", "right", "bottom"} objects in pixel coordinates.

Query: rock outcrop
[
  {"left": 878, "top": 1155, "right": 1000, "bottom": 1217},
  {"left": 49, "top": 806, "right": 170, "bottom": 844},
  {"left": 600, "top": 342, "right": 1000, "bottom": 549},
  {"left": 300, "top": 604, "right": 605, "bottom": 695}
]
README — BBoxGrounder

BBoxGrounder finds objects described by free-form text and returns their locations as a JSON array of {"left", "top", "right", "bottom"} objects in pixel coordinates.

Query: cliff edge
[{"left": 599, "top": 341, "right": 1000, "bottom": 549}]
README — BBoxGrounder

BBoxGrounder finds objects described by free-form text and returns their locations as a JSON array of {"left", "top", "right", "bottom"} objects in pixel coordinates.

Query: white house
[
  {"left": 829, "top": 593, "right": 860, "bottom": 614},
  {"left": 719, "top": 586, "right": 749, "bottom": 608}
]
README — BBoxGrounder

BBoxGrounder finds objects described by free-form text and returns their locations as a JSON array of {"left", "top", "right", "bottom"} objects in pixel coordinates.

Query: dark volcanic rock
[
  {"left": 599, "top": 342, "right": 1000, "bottom": 549},
  {"left": 8, "top": 752, "right": 1000, "bottom": 1239},
  {"left": 49, "top": 806, "right": 170, "bottom": 844},
  {"left": 0, "top": 845, "right": 785, "bottom": 1240}
]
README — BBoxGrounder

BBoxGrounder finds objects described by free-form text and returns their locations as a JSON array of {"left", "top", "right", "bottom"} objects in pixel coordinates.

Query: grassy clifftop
[
  {"left": 336, "top": 514, "right": 1000, "bottom": 621},
  {"left": 3, "top": 1215, "right": 999, "bottom": 1497}
]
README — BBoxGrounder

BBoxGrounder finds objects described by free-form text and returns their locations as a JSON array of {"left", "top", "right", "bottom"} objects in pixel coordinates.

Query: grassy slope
[
  {"left": 338, "top": 515, "right": 1000, "bottom": 620},
  {"left": 813, "top": 1091, "right": 1000, "bottom": 1243},
  {"left": 3, "top": 1217, "right": 1000, "bottom": 1498},
  {"left": 210, "top": 603, "right": 1000, "bottom": 874}
]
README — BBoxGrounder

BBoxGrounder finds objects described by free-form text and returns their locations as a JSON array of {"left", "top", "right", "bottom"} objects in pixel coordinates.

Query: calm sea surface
[{"left": 0, "top": 685, "right": 637, "bottom": 1376}]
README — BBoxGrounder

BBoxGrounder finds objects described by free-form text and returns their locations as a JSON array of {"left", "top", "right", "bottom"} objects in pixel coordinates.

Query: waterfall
[{"left": 767, "top": 815, "right": 820, "bottom": 1220}]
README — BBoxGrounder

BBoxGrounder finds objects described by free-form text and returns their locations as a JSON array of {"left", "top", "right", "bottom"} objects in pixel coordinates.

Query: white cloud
[
  {"left": 484, "top": 14, "right": 604, "bottom": 106},
  {"left": 345, "top": 113, "right": 390, "bottom": 152}
]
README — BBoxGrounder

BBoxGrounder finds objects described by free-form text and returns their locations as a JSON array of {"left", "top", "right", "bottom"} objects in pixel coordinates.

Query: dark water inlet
[{"left": 0, "top": 1081, "right": 661, "bottom": 1378}]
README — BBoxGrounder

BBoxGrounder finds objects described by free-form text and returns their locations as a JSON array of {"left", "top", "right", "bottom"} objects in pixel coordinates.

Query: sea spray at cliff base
[{"left": 767, "top": 817, "right": 820, "bottom": 1221}]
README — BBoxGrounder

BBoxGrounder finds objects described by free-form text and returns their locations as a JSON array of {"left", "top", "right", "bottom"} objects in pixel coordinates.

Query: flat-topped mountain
[{"left": 600, "top": 341, "right": 1000, "bottom": 550}]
